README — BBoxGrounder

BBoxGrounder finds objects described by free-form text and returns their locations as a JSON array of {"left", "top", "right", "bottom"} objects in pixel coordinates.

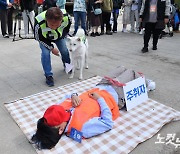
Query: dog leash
[{"left": 104, "top": 76, "right": 126, "bottom": 87}]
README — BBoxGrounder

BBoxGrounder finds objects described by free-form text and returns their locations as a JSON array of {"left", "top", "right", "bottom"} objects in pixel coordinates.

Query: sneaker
[
  {"left": 113, "top": 31, "right": 117, "bottom": 33},
  {"left": 3, "top": 34, "right": 9, "bottom": 38},
  {"left": 106, "top": 31, "right": 113, "bottom": 35},
  {"left": 46, "top": 76, "right": 54, "bottom": 87},
  {"left": 141, "top": 47, "right": 149, "bottom": 53},
  {"left": 100, "top": 31, "right": 104, "bottom": 35},
  {"left": 95, "top": 32, "right": 100, "bottom": 36},
  {"left": 90, "top": 32, "right": 96, "bottom": 37},
  {"left": 122, "top": 29, "right": 129, "bottom": 33},
  {"left": 139, "top": 29, "right": 144, "bottom": 35},
  {"left": 152, "top": 46, "right": 157, "bottom": 50}
]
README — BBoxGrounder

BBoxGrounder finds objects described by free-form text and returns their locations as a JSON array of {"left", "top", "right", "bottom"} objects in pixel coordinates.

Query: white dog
[{"left": 66, "top": 29, "right": 88, "bottom": 80}]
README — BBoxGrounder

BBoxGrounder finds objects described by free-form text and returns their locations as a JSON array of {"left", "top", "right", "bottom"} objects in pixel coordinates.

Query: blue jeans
[
  {"left": 40, "top": 38, "right": 70, "bottom": 77},
  {"left": 73, "top": 11, "right": 86, "bottom": 34}
]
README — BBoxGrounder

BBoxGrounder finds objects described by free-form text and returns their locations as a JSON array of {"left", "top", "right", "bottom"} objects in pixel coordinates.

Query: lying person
[{"left": 31, "top": 66, "right": 155, "bottom": 149}]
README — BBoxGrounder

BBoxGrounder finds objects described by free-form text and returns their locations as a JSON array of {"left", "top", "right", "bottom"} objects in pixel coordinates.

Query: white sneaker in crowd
[
  {"left": 139, "top": 29, "right": 144, "bottom": 35},
  {"left": 122, "top": 29, "right": 129, "bottom": 33}
]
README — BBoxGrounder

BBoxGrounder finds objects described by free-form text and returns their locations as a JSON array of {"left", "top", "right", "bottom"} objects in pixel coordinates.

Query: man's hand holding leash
[{"left": 51, "top": 48, "right": 60, "bottom": 56}]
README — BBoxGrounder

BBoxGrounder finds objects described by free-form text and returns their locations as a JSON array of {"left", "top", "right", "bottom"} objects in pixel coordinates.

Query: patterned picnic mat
[{"left": 4, "top": 76, "right": 180, "bottom": 154}]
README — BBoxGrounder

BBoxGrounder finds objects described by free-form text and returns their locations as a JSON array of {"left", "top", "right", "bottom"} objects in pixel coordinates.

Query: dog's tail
[{"left": 76, "top": 29, "right": 85, "bottom": 38}]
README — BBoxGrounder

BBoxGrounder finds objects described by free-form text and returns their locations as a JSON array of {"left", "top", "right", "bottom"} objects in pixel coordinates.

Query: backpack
[{"left": 43, "top": 0, "right": 57, "bottom": 11}]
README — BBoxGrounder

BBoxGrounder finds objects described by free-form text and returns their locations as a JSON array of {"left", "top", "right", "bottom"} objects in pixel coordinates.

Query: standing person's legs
[
  {"left": 39, "top": 43, "right": 53, "bottom": 77},
  {"left": 39, "top": 43, "right": 54, "bottom": 86},
  {"left": 152, "top": 28, "right": 162, "bottom": 50},
  {"left": 105, "top": 12, "right": 111, "bottom": 32},
  {"left": 122, "top": 24, "right": 127, "bottom": 31},
  {"left": 29, "top": 10, "right": 35, "bottom": 33},
  {"left": 7, "top": 7, "right": 13, "bottom": 35},
  {"left": 130, "top": 10, "right": 135, "bottom": 31},
  {"left": 55, "top": 38, "right": 71, "bottom": 66},
  {"left": 23, "top": 10, "right": 35, "bottom": 36},
  {"left": 95, "top": 26, "right": 99, "bottom": 34},
  {"left": 90, "top": 12, "right": 95, "bottom": 36},
  {"left": 112, "top": 11, "right": 118, "bottom": 32},
  {"left": 134, "top": 9, "right": 139, "bottom": 32},
  {"left": 22, "top": 10, "right": 29, "bottom": 36},
  {"left": 86, "top": 11, "right": 91, "bottom": 32},
  {"left": 142, "top": 23, "right": 153, "bottom": 52},
  {"left": 80, "top": 11, "right": 87, "bottom": 34},
  {"left": 144, "top": 23, "right": 153, "bottom": 47},
  {"left": 73, "top": 11, "right": 80, "bottom": 35},
  {"left": 0, "top": 9, "right": 8, "bottom": 37},
  {"left": 101, "top": 12, "right": 105, "bottom": 34}
]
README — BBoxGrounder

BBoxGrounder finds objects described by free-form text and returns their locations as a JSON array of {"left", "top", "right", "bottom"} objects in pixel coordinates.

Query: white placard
[{"left": 123, "top": 77, "right": 148, "bottom": 111}]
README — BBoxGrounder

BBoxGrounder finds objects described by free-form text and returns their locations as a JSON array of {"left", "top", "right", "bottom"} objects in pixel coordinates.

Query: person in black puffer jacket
[{"left": 139, "top": 0, "right": 171, "bottom": 53}]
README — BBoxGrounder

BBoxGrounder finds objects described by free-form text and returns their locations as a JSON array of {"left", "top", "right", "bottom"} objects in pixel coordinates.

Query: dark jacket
[
  {"left": 0, "top": 0, "right": 14, "bottom": 10},
  {"left": 20, "top": 0, "right": 36, "bottom": 12},
  {"left": 43, "top": 0, "right": 57, "bottom": 11},
  {"left": 112, "top": 0, "right": 122, "bottom": 9},
  {"left": 140, "top": 0, "right": 170, "bottom": 21}
]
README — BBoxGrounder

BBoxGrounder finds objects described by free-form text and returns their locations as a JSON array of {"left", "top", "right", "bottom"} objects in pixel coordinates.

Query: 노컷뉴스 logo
[{"left": 155, "top": 133, "right": 180, "bottom": 148}]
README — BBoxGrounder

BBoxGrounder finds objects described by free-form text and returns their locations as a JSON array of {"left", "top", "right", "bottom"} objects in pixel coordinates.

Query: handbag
[{"left": 92, "top": 6, "right": 102, "bottom": 15}]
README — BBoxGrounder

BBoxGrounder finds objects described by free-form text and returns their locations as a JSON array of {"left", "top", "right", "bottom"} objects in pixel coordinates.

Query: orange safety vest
[{"left": 60, "top": 88, "right": 120, "bottom": 133}]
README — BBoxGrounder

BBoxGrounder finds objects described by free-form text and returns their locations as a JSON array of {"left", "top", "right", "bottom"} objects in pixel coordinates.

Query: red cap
[{"left": 43, "top": 105, "right": 71, "bottom": 127}]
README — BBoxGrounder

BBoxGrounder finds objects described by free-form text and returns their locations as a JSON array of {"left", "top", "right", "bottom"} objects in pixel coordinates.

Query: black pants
[
  {"left": 144, "top": 22, "right": 162, "bottom": 48},
  {"left": 101, "top": 11, "right": 111, "bottom": 32},
  {"left": 112, "top": 12, "right": 119, "bottom": 32},
  {"left": 0, "top": 8, "right": 13, "bottom": 36}
]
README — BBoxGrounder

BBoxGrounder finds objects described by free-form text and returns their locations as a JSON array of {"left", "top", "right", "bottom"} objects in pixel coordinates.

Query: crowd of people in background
[{"left": 0, "top": 0, "right": 180, "bottom": 39}]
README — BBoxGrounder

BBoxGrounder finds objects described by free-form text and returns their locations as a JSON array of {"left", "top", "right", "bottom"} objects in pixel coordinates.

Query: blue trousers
[
  {"left": 73, "top": 11, "right": 86, "bottom": 34},
  {"left": 39, "top": 38, "right": 70, "bottom": 77}
]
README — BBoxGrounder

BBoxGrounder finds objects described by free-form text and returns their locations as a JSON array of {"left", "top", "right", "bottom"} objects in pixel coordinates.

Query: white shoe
[
  {"left": 122, "top": 29, "right": 129, "bottom": 33},
  {"left": 139, "top": 29, "right": 144, "bottom": 35}
]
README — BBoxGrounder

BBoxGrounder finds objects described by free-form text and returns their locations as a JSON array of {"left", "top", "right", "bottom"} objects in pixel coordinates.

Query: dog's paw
[
  {"left": 69, "top": 75, "right": 74, "bottom": 79},
  {"left": 79, "top": 76, "right": 83, "bottom": 80}
]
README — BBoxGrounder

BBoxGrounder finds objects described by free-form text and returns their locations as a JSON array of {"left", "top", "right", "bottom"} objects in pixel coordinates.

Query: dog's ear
[{"left": 77, "top": 38, "right": 81, "bottom": 42}]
